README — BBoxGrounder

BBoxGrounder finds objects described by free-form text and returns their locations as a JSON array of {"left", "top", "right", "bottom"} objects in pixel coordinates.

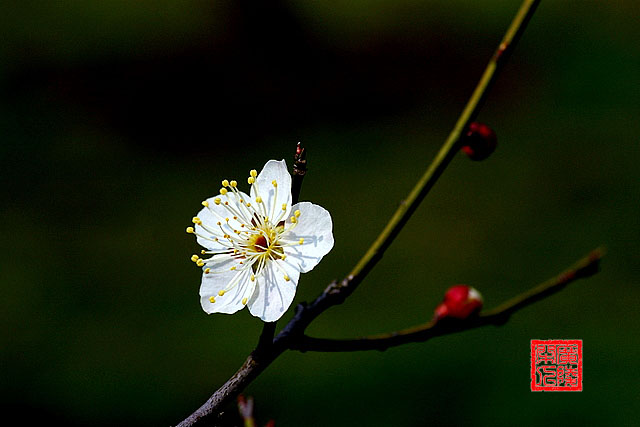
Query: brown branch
[{"left": 294, "top": 248, "right": 604, "bottom": 352}]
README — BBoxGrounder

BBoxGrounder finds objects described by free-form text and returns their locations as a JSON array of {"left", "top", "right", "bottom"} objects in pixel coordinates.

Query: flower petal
[
  {"left": 247, "top": 258, "right": 300, "bottom": 322},
  {"left": 283, "top": 201, "right": 334, "bottom": 273},
  {"left": 250, "top": 160, "right": 292, "bottom": 222},
  {"left": 199, "top": 256, "right": 254, "bottom": 314}
]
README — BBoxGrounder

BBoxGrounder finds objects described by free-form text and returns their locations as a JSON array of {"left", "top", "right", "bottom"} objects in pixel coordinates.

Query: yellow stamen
[
  {"left": 214, "top": 197, "right": 221, "bottom": 205},
  {"left": 222, "top": 179, "right": 229, "bottom": 187},
  {"left": 294, "top": 210, "right": 301, "bottom": 218},
  {"left": 242, "top": 298, "right": 248, "bottom": 305},
  {"left": 272, "top": 180, "right": 277, "bottom": 187},
  {"left": 209, "top": 296, "right": 216, "bottom": 303},
  {"left": 284, "top": 275, "right": 290, "bottom": 282},
  {"left": 251, "top": 274, "right": 255, "bottom": 282},
  {"left": 204, "top": 268, "right": 211, "bottom": 274},
  {"left": 248, "top": 177, "right": 255, "bottom": 184},
  {"left": 191, "top": 254, "right": 199, "bottom": 262},
  {"left": 255, "top": 196, "right": 263, "bottom": 204},
  {"left": 250, "top": 169, "right": 257, "bottom": 177},
  {"left": 299, "top": 238, "right": 304, "bottom": 245},
  {"left": 186, "top": 227, "right": 195, "bottom": 233},
  {"left": 290, "top": 217, "right": 297, "bottom": 224},
  {"left": 202, "top": 201, "right": 209, "bottom": 207},
  {"left": 196, "top": 259, "right": 205, "bottom": 267},
  {"left": 218, "top": 290, "right": 225, "bottom": 296},
  {"left": 192, "top": 216, "right": 202, "bottom": 225},
  {"left": 230, "top": 180, "right": 237, "bottom": 187},
  {"left": 220, "top": 188, "right": 228, "bottom": 195},
  {"left": 282, "top": 203, "right": 287, "bottom": 211}
]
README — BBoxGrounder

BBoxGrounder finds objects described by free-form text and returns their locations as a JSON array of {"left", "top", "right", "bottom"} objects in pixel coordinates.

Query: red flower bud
[
  {"left": 461, "top": 122, "right": 497, "bottom": 161},
  {"left": 434, "top": 284, "right": 483, "bottom": 321}
]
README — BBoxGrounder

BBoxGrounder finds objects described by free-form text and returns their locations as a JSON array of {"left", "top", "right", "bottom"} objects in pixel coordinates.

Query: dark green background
[{"left": 2, "top": 1, "right": 638, "bottom": 425}]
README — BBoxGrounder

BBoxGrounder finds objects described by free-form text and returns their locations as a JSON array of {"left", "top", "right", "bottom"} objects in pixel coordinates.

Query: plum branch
[{"left": 172, "top": 2, "right": 603, "bottom": 426}]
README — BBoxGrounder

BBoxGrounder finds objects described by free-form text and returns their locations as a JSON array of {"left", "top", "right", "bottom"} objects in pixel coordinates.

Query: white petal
[
  {"left": 195, "top": 191, "right": 253, "bottom": 250},
  {"left": 283, "top": 202, "right": 334, "bottom": 273},
  {"left": 199, "top": 256, "right": 254, "bottom": 314},
  {"left": 250, "top": 160, "right": 292, "bottom": 222},
  {"left": 247, "top": 258, "right": 300, "bottom": 322}
]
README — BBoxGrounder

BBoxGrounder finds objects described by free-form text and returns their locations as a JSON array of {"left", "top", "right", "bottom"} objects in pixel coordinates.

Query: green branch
[{"left": 295, "top": 248, "right": 604, "bottom": 352}]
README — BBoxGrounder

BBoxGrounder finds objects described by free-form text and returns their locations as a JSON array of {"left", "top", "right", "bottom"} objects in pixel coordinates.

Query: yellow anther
[
  {"left": 202, "top": 200, "right": 209, "bottom": 207},
  {"left": 196, "top": 259, "right": 205, "bottom": 267},
  {"left": 220, "top": 188, "right": 228, "bottom": 195},
  {"left": 248, "top": 177, "right": 255, "bottom": 184},
  {"left": 214, "top": 197, "right": 221, "bottom": 205},
  {"left": 272, "top": 180, "right": 278, "bottom": 187},
  {"left": 230, "top": 266, "right": 236, "bottom": 271},
  {"left": 255, "top": 196, "right": 263, "bottom": 203},
  {"left": 290, "top": 217, "right": 297, "bottom": 224},
  {"left": 246, "top": 203, "right": 252, "bottom": 207},
  {"left": 186, "top": 226, "right": 195, "bottom": 234},
  {"left": 299, "top": 238, "right": 304, "bottom": 245},
  {"left": 218, "top": 290, "right": 226, "bottom": 296},
  {"left": 225, "top": 217, "right": 229, "bottom": 222},
  {"left": 191, "top": 254, "right": 199, "bottom": 262},
  {"left": 192, "top": 216, "right": 202, "bottom": 225},
  {"left": 250, "top": 274, "right": 255, "bottom": 282},
  {"left": 294, "top": 210, "right": 301, "bottom": 218},
  {"left": 204, "top": 268, "right": 211, "bottom": 274},
  {"left": 201, "top": 249, "right": 206, "bottom": 254},
  {"left": 209, "top": 296, "right": 216, "bottom": 303},
  {"left": 222, "top": 179, "right": 229, "bottom": 187},
  {"left": 282, "top": 255, "right": 287, "bottom": 260},
  {"left": 242, "top": 298, "right": 248, "bottom": 305},
  {"left": 230, "top": 180, "right": 237, "bottom": 187},
  {"left": 250, "top": 169, "right": 258, "bottom": 177},
  {"left": 282, "top": 203, "right": 287, "bottom": 211},
  {"left": 217, "top": 221, "right": 221, "bottom": 226},
  {"left": 284, "top": 275, "right": 290, "bottom": 282}
]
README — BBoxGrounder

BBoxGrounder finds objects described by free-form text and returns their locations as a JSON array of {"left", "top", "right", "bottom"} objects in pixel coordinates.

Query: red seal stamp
[{"left": 530, "top": 339, "right": 582, "bottom": 391}]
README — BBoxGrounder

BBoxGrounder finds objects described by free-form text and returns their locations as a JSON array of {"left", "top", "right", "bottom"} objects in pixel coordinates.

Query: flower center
[
  {"left": 247, "top": 224, "right": 285, "bottom": 261},
  {"left": 252, "top": 234, "right": 268, "bottom": 253}
]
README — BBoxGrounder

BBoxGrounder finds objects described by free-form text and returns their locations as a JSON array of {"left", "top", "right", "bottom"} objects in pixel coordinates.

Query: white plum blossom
[{"left": 186, "top": 159, "right": 334, "bottom": 322}]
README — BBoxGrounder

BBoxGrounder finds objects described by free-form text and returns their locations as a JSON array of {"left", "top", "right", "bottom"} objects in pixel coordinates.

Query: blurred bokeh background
[{"left": 2, "top": 1, "right": 639, "bottom": 425}]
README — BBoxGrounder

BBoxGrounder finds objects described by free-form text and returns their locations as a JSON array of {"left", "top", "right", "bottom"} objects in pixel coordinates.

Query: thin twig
[
  {"left": 342, "top": 0, "right": 541, "bottom": 298},
  {"left": 293, "top": 247, "right": 604, "bottom": 352},
  {"left": 176, "top": 2, "right": 541, "bottom": 425}
]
